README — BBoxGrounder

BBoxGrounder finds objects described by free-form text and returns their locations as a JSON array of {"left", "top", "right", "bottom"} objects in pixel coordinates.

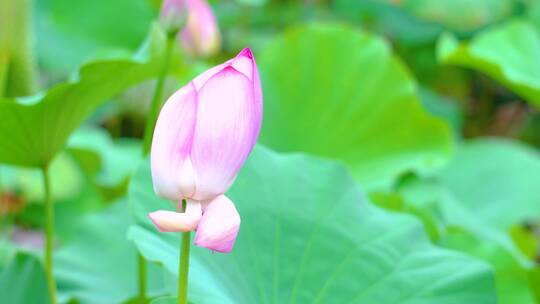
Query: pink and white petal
[
  {"left": 148, "top": 200, "right": 202, "bottom": 232},
  {"left": 190, "top": 67, "right": 258, "bottom": 199},
  {"left": 221, "top": 48, "right": 263, "bottom": 147},
  {"left": 194, "top": 195, "right": 240, "bottom": 253},
  {"left": 199, "top": 197, "right": 214, "bottom": 212},
  {"left": 151, "top": 83, "right": 198, "bottom": 201},
  {"left": 224, "top": 48, "right": 263, "bottom": 146}
]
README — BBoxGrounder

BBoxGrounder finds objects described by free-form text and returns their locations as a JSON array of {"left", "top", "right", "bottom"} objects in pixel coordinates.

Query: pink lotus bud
[
  {"left": 180, "top": 0, "right": 221, "bottom": 57},
  {"left": 148, "top": 48, "right": 262, "bottom": 252},
  {"left": 159, "top": 0, "right": 187, "bottom": 34}
]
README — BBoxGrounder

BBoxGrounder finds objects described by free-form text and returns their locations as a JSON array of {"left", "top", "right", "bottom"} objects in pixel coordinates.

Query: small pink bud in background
[
  {"left": 160, "top": 0, "right": 187, "bottom": 34},
  {"left": 180, "top": 0, "right": 221, "bottom": 57},
  {"left": 159, "top": 0, "right": 221, "bottom": 57},
  {"left": 149, "top": 48, "right": 262, "bottom": 252}
]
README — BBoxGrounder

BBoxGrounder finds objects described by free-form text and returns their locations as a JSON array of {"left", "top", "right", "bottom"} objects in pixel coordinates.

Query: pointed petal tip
[
  {"left": 147, "top": 212, "right": 168, "bottom": 232},
  {"left": 228, "top": 48, "right": 255, "bottom": 78},
  {"left": 237, "top": 48, "right": 253, "bottom": 59}
]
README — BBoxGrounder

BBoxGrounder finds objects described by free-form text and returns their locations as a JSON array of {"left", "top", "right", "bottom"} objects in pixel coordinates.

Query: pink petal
[
  {"left": 194, "top": 195, "right": 240, "bottom": 253},
  {"left": 151, "top": 83, "right": 198, "bottom": 201},
  {"left": 148, "top": 200, "right": 202, "bottom": 232},
  {"left": 206, "top": 48, "right": 263, "bottom": 147},
  {"left": 190, "top": 66, "right": 258, "bottom": 199}
]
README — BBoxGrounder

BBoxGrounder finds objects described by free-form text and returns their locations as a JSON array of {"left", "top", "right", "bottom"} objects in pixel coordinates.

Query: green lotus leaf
[
  {"left": 0, "top": 25, "right": 167, "bottom": 168},
  {"left": 0, "top": 252, "right": 50, "bottom": 304},
  {"left": 259, "top": 24, "right": 453, "bottom": 191},
  {"left": 437, "top": 20, "right": 540, "bottom": 108},
  {"left": 128, "top": 146, "right": 496, "bottom": 304}
]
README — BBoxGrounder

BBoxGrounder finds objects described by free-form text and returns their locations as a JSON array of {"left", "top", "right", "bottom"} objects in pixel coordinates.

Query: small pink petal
[
  {"left": 148, "top": 200, "right": 202, "bottom": 232},
  {"left": 151, "top": 83, "right": 198, "bottom": 201},
  {"left": 194, "top": 195, "right": 240, "bottom": 253}
]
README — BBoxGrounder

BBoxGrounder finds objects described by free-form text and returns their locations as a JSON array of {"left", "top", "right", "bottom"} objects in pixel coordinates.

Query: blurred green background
[{"left": 1, "top": 0, "right": 540, "bottom": 303}]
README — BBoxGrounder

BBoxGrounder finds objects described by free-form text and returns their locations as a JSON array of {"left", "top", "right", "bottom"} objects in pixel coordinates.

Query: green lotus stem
[
  {"left": 137, "top": 253, "right": 147, "bottom": 303},
  {"left": 177, "top": 199, "right": 191, "bottom": 304},
  {"left": 42, "top": 165, "right": 57, "bottom": 304},
  {"left": 0, "top": 53, "right": 8, "bottom": 97},
  {"left": 142, "top": 34, "right": 176, "bottom": 155},
  {"left": 137, "top": 32, "right": 176, "bottom": 304}
]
